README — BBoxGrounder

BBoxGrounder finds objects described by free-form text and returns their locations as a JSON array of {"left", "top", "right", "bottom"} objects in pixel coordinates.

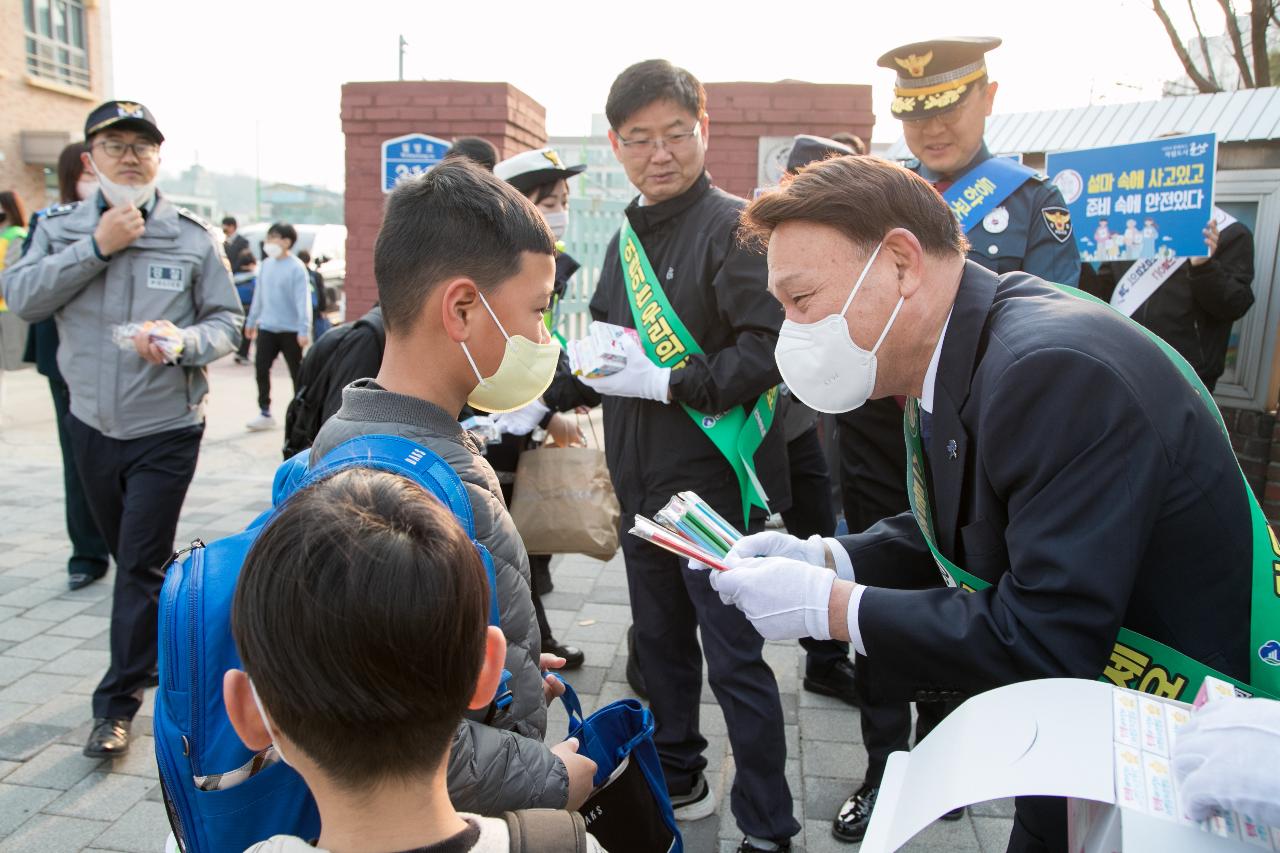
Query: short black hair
[
  {"left": 267, "top": 222, "right": 297, "bottom": 247},
  {"left": 232, "top": 468, "right": 491, "bottom": 789},
  {"left": 296, "top": 249, "right": 312, "bottom": 265},
  {"left": 236, "top": 248, "right": 256, "bottom": 266},
  {"left": 222, "top": 216, "right": 237, "bottom": 228},
  {"left": 445, "top": 136, "right": 498, "bottom": 172},
  {"left": 606, "top": 59, "right": 706, "bottom": 130},
  {"left": 374, "top": 158, "right": 556, "bottom": 334}
]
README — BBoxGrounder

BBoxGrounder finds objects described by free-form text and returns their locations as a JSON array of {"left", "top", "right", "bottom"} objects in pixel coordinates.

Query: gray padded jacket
[
  {"left": 1, "top": 194, "right": 242, "bottom": 440},
  {"left": 310, "top": 380, "right": 569, "bottom": 813}
]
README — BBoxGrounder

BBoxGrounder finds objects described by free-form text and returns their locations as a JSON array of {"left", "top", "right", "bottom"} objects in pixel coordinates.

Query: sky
[{"left": 110, "top": 0, "right": 1231, "bottom": 191}]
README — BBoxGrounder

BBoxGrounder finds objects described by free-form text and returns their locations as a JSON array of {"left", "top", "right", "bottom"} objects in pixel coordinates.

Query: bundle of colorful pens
[{"left": 628, "top": 491, "right": 743, "bottom": 572}]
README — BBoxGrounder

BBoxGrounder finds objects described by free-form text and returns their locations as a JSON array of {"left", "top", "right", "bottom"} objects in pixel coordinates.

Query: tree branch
[
  {"left": 1152, "top": 0, "right": 1224, "bottom": 92},
  {"left": 1251, "top": 0, "right": 1272, "bottom": 86},
  {"left": 1215, "top": 0, "right": 1254, "bottom": 86}
]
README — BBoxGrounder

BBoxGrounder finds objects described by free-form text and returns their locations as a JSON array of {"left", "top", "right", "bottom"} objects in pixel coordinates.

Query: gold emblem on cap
[
  {"left": 894, "top": 51, "right": 934, "bottom": 79},
  {"left": 541, "top": 149, "right": 564, "bottom": 168},
  {"left": 115, "top": 101, "right": 144, "bottom": 118}
]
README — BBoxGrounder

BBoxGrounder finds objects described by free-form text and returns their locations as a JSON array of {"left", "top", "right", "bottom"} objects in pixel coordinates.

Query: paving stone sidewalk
[{"left": 0, "top": 362, "right": 1014, "bottom": 852}]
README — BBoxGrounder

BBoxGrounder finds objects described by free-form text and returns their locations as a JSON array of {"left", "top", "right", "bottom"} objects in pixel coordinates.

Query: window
[
  {"left": 24, "top": 0, "right": 90, "bottom": 90},
  {"left": 1211, "top": 170, "right": 1280, "bottom": 411}
]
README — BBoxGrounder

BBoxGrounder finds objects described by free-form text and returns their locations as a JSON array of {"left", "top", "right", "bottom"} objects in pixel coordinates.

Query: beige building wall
[{"left": 0, "top": 0, "right": 112, "bottom": 213}]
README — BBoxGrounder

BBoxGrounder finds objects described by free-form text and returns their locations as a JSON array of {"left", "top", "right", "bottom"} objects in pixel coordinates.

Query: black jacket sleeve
[
  {"left": 666, "top": 226, "right": 783, "bottom": 414},
  {"left": 542, "top": 351, "right": 601, "bottom": 411},
  {"left": 1187, "top": 224, "right": 1254, "bottom": 322},
  {"left": 855, "top": 347, "right": 1167, "bottom": 699}
]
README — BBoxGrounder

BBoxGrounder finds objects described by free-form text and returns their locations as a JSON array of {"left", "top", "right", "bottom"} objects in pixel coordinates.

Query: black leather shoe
[
  {"left": 738, "top": 838, "right": 791, "bottom": 852},
  {"left": 543, "top": 637, "right": 585, "bottom": 670},
  {"left": 84, "top": 718, "right": 130, "bottom": 758},
  {"left": 68, "top": 571, "right": 106, "bottom": 592},
  {"left": 625, "top": 625, "right": 647, "bottom": 698},
  {"left": 832, "top": 783, "right": 878, "bottom": 843},
  {"left": 803, "top": 657, "right": 860, "bottom": 708},
  {"left": 941, "top": 806, "right": 966, "bottom": 821}
]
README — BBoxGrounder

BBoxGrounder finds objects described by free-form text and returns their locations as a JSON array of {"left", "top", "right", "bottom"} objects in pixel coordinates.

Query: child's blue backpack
[{"left": 154, "top": 435, "right": 512, "bottom": 852}]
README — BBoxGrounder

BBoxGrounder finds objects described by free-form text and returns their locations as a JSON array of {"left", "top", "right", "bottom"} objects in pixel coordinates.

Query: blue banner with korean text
[{"left": 1046, "top": 133, "right": 1216, "bottom": 262}]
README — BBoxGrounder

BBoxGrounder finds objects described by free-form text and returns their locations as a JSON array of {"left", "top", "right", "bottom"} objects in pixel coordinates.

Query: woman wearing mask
[
  {"left": 491, "top": 147, "right": 601, "bottom": 669},
  {"left": 17, "top": 143, "right": 112, "bottom": 591}
]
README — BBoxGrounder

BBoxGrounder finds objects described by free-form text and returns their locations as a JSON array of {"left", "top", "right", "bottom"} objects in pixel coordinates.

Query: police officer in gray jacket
[{"left": 2, "top": 101, "right": 242, "bottom": 759}]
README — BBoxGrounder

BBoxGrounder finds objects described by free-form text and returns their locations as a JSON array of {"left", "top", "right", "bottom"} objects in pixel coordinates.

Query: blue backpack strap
[
  {"left": 297, "top": 435, "right": 512, "bottom": 709},
  {"left": 300, "top": 435, "right": 476, "bottom": 536}
]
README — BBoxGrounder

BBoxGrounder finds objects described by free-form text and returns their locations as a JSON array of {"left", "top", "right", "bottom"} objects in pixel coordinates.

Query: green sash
[
  {"left": 902, "top": 286, "right": 1280, "bottom": 702},
  {"left": 618, "top": 220, "right": 776, "bottom": 528}
]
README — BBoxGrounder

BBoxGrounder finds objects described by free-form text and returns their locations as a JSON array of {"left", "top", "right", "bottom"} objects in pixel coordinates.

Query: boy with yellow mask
[{"left": 309, "top": 159, "right": 597, "bottom": 817}]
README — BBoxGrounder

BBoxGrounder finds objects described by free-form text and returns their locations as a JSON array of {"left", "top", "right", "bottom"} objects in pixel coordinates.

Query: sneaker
[
  {"left": 246, "top": 412, "right": 277, "bottom": 431},
  {"left": 670, "top": 772, "right": 718, "bottom": 822},
  {"left": 234, "top": 355, "right": 252, "bottom": 365},
  {"left": 738, "top": 838, "right": 792, "bottom": 852}
]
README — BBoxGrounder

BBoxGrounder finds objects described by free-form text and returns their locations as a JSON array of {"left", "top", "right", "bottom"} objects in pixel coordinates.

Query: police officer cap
[
  {"left": 494, "top": 147, "right": 586, "bottom": 194},
  {"left": 877, "top": 36, "right": 1001, "bottom": 121},
  {"left": 786, "top": 135, "right": 855, "bottom": 174},
  {"left": 85, "top": 100, "right": 164, "bottom": 143}
]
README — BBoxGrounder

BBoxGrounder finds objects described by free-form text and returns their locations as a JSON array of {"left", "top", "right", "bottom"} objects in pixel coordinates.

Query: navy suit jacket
[{"left": 841, "top": 261, "right": 1252, "bottom": 703}]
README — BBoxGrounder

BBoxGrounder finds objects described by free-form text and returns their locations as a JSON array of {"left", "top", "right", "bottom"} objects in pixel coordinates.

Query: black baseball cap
[
  {"left": 84, "top": 100, "right": 164, "bottom": 143},
  {"left": 786, "top": 135, "right": 855, "bottom": 174}
]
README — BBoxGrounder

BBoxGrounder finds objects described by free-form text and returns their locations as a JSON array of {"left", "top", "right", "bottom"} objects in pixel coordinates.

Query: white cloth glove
[
  {"left": 1173, "top": 697, "right": 1280, "bottom": 826},
  {"left": 579, "top": 335, "right": 670, "bottom": 402},
  {"left": 730, "top": 531, "right": 826, "bottom": 565},
  {"left": 492, "top": 398, "right": 550, "bottom": 436},
  {"left": 708, "top": 555, "right": 835, "bottom": 641}
]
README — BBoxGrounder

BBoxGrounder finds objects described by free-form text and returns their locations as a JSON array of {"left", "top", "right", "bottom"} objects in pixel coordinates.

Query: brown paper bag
[{"left": 509, "top": 445, "right": 620, "bottom": 561}]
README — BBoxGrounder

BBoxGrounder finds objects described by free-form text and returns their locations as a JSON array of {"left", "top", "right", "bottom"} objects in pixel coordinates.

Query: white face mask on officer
[
  {"left": 774, "top": 241, "right": 903, "bottom": 414},
  {"left": 542, "top": 210, "right": 569, "bottom": 240},
  {"left": 88, "top": 156, "right": 156, "bottom": 210}
]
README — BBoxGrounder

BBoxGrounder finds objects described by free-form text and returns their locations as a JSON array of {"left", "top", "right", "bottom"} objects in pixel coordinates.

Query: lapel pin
[{"left": 946, "top": 439, "right": 958, "bottom": 460}]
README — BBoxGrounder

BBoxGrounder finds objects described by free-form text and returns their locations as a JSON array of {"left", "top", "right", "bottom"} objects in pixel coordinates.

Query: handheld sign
[
  {"left": 381, "top": 133, "right": 450, "bottom": 193},
  {"left": 1047, "top": 133, "right": 1216, "bottom": 262}
]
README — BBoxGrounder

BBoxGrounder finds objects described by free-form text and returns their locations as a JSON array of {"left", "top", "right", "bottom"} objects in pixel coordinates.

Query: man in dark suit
[{"left": 708, "top": 155, "right": 1261, "bottom": 853}]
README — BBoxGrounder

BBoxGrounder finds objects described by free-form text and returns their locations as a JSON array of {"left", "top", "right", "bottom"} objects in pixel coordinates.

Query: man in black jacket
[
  {"left": 711, "top": 155, "right": 1262, "bottom": 853},
  {"left": 221, "top": 216, "right": 250, "bottom": 273},
  {"left": 582, "top": 60, "right": 797, "bottom": 853},
  {"left": 1083, "top": 216, "right": 1255, "bottom": 391}
]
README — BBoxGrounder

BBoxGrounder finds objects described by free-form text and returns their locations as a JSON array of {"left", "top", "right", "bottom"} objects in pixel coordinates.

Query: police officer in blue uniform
[{"left": 831, "top": 37, "right": 1080, "bottom": 843}]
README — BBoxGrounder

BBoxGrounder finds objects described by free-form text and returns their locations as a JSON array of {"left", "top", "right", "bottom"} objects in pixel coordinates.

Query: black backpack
[{"left": 282, "top": 309, "right": 385, "bottom": 460}]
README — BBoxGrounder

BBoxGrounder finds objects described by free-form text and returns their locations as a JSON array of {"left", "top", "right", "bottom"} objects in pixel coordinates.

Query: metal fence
[{"left": 555, "top": 197, "right": 629, "bottom": 340}]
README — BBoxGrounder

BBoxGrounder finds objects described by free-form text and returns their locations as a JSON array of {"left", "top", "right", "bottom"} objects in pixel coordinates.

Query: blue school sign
[
  {"left": 1046, "top": 133, "right": 1217, "bottom": 262},
  {"left": 381, "top": 133, "right": 450, "bottom": 193}
]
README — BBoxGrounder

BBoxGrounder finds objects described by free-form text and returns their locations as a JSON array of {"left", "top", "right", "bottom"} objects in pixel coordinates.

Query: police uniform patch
[
  {"left": 1042, "top": 207, "right": 1073, "bottom": 243},
  {"left": 982, "top": 206, "right": 1009, "bottom": 234},
  {"left": 147, "top": 264, "right": 186, "bottom": 292}
]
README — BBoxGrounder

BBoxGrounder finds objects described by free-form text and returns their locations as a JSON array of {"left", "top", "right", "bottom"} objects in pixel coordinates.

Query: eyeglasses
[
  {"left": 93, "top": 140, "right": 160, "bottom": 161},
  {"left": 617, "top": 127, "right": 701, "bottom": 157}
]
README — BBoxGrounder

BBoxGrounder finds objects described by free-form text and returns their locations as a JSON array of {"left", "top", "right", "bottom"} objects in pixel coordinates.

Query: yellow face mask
[{"left": 461, "top": 291, "right": 561, "bottom": 414}]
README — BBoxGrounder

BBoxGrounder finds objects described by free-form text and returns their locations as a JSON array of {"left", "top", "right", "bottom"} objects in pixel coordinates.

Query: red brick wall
[
  {"left": 341, "top": 81, "right": 547, "bottom": 318},
  {"left": 703, "top": 81, "right": 875, "bottom": 200}
]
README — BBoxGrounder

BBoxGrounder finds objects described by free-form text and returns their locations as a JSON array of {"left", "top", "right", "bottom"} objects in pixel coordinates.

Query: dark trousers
[
  {"left": 1007, "top": 797, "right": 1067, "bottom": 853},
  {"left": 529, "top": 553, "right": 554, "bottom": 645},
  {"left": 622, "top": 524, "right": 799, "bottom": 842},
  {"left": 781, "top": 425, "right": 849, "bottom": 674},
  {"left": 236, "top": 306, "right": 252, "bottom": 360},
  {"left": 254, "top": 330, "right": 303, "bottom": 412},
  {"left": 68, "top": 416, "right": 203, "bottom": 720},
  {"left": 837, "top": 398, "right": 958, "bottom": 787},
  {"left": 48, "top": 378, "right": 109, "bottom": 577}
]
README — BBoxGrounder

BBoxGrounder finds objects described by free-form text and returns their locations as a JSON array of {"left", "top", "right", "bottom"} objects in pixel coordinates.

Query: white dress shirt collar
[{"left": 920, "top": 309, "right": 953, "bottom": 415}]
